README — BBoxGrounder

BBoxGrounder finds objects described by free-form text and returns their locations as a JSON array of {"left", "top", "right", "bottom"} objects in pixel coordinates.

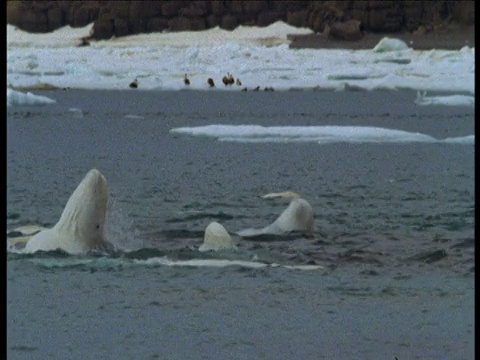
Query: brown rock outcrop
[
  {"left": 6, "top": 0, "right": 475, "bottom": 41},
  {"left": 329, "top": 19, "right": 363, "bottom": 41}
]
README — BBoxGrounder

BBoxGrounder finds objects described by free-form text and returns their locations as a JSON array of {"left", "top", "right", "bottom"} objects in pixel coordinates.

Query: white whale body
[
  {"left": 23, "top": 169, "right": 114, "bottom": 255},
  {"left": 199, "top": 221, "right": 238, "bottom": 252},
  {"left": 237, "top": 198, "right": 314, "bottom": 238}
]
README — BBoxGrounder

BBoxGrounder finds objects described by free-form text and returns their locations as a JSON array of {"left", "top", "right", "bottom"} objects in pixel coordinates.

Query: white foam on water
[
  {"left": 7, "top": 254, "right": 323, "bottom": 271},
  {"left": 134, "top": 257, "right": 323, "bottom": 270}
]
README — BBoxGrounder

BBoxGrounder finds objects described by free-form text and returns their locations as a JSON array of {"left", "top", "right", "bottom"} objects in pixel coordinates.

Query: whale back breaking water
[
  {"left": 199, "top": 221, "right": 238, "bottom": 252},
  {"left": 6, "top": 88, "right": 474, "bottom": 360},
  {"left": 7, "top": 89, "right": 474, "bottom": 275},
  {"left": 237, "top": 198, "right": 314, "bottom": 238},
  {"left": 9, "top": 169, "right": 321, "bottom": 270}
]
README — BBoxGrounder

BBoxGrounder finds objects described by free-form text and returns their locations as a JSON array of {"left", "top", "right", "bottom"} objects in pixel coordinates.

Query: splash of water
[{"left": 105, "top": 197, "right": 141, "bottom": 252}]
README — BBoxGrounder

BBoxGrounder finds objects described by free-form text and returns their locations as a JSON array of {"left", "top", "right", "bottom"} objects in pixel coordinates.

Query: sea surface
[{"left": 7, "top": 89, "right": 474, "bottom": 360}]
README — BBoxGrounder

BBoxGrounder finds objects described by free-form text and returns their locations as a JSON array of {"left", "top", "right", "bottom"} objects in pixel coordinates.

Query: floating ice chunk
[
  {"left": 7, "top": 88, "right": 56, "bottom": 107},
  {"left": 373, "top": 37, "right": 409, "bottom": 52},
  {"left": 170, "top": 125, "right": 439, "bottom": 144},
  {"left": 262, "top": 191, "right": 301, "bottom": 199},
  {"left": 68, "top": 108, "right": 84, "bottom": 118},
  {"left": 443, "top": 135, "right": 475, "bottom": 145},
  {"left": 414, "top": 91, "right": 474, "bottom": 107}
]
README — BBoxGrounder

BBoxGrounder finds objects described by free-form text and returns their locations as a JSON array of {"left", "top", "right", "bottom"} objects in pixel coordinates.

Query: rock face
[
  {"left": 328, "top": 19, "right": 363, "bottom": 41},
  {"left": 6, "top": 0, "right": 475, "bottom": 40}
]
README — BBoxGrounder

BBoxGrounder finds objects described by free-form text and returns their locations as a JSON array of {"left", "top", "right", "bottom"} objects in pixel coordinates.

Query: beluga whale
[
  {"left": 23, "top": 168, "right": 114, "bottom": 255},
  {"left": 199, "top": 221, "right": 238, "bottom": 252},
  {"left": 237, "top": 198, "right": 314, "bottom": 239}
]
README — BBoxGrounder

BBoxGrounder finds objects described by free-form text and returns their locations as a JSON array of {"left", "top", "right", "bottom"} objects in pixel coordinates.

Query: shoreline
[{"left": 289, "top": 25, "right": 475, "bottom": 50}]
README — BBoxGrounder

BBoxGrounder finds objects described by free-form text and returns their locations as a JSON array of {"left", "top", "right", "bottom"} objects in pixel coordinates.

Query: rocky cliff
[{"left": 7, "top": 0, "right": 475, "bottom": 41}]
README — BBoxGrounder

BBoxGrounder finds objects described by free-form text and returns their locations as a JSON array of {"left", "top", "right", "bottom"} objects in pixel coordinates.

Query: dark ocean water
[{"left": 7, "top": 89, "right": 474, "bottom": 360}]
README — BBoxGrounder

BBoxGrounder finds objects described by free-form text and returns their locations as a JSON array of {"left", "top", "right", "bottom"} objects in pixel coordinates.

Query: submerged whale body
[
  {"left": 237, "top": 198, "right": 314, "bottom": 239},
  {"left": 199, "top": 221, "right": 238, "bottom": 252},
  {"left": 23, "top": 169, "right": 114, "bottom": 255}
]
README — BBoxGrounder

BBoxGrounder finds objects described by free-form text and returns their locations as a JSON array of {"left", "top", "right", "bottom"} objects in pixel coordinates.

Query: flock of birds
[
  {"left": 129, "top": 73, "right": 275, "bottom": 92},
  {"left": 79, "top": 37, "right": 272, "bottom": 91}
]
